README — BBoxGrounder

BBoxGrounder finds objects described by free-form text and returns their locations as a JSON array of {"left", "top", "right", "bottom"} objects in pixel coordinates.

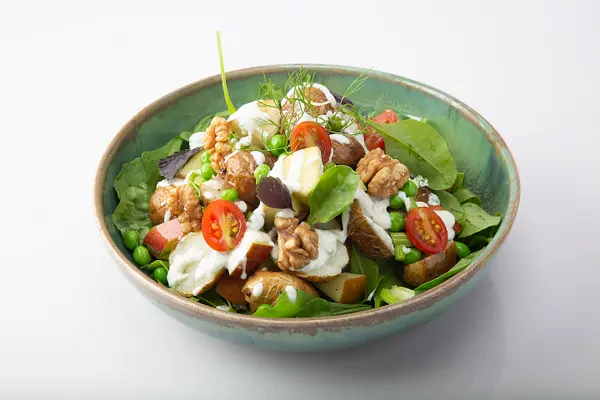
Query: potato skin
[
  {"left": 348, "top": 200, "right": 394, "bottom": 259},
  {"left": 331, "top": 135, "right": 365, "bottom": 168},
  {"left": 223, "top": 151, "right": 258, "bottom": 208},
  {"left": 242, "top": 271, "right": 319, "bottom": 312},
  {"left": 403, "top": 241, "right": 457, "bottom": 287}
]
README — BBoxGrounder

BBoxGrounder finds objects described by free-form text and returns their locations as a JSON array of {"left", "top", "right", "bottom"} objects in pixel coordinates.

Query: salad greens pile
[{"left": 110, "top": 35, "right": 503, "bottom": 319}]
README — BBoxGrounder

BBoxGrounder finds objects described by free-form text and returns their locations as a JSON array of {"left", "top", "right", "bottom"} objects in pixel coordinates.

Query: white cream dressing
[
  {"left": 281, "top": 151, "right": 305, "bottom": 193},
  {"left": 402, "top": 245, "right": 412, "bottom": 254},
  {"left": 416, "top": 201, "right": 429, "bottom": 208},
  {"left": 200, "top": 177, "right": 225, "bottom": 201},
  {"left": 413, "top": 176, "right": 429, "bottom": 188},
  {"left": 216, "top": 305, "right": 230, "bottom": 311},
  {"left": 354, "top": 134, "right": 368, "bottom": 152},
  {"left": 247, "top": 203, "right": 266, "bottom": 231},
  {"left": 156, "top": 178, "right": 186, "bottom": 188},
  {"left": 275, "top": 208, "right": 295, "bottom": 219},
  {"left": 235, "top": 201, "right": 247, "bottom": 213},
  {"left": 354, "top": 190, "right": 391, "bottom": 229},
  {"left": 366, "top": 289, "right": 376, "bottom": 302},
  {"left": 227, "top": 101, "right": 271, "bottom": 136},
  {"left": 163, "top": 210, "right": 171, "bottom": 224},
  {"left": 395, "top": 191, "right": 411, "bottom": 211},
  {"left": 428, "top": 192, "right": 441, "bottom": 206},
  {"left": 188, "top": 131, "right": 206, "bottom": 149},
  {"left": 299, "top": 230, "right": 344, "bottom": 272},
  {"left": 330, "top": 134, "right": 351, "bottom": 145},
  {"left": 434, "top": 210, "right": 456, "bottom": 241},
  {"left": 234, "top": 135, "right": 253, "bottom": 150},
  {"left": 251, "top": 282, "right": 264, "bottom": 297},
  {"left": 285, "top": 286, "right": 297, "bottom": 304},
  {"left": 250, "top": 151, "right": 265, "bottom": 166}
]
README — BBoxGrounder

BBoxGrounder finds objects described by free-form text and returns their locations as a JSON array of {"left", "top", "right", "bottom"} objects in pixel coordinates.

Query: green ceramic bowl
[{"left": 94, "top": 64, "right": 520, "bottom": 351}]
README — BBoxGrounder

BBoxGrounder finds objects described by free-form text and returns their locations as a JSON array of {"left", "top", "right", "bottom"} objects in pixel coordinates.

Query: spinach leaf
[
  {"left": 307, "top": 166, "right": 360, "bottom": 225},
  {"left": 414, "top": 249, "right": 485, "bottom": 293},
  {"left": 432, "top": 190, "right": 465, "bottom": 223},
  {"left": 458, "top": 203, "right": 502, "bottom": 238},
  {"left": 368, "top": 119, "right": 457, "bottom": 190},
  {"left": 112, "top": 184, "right": 153, "bottom": 238},
  {"left": 349, "top": 244, "right": 383, "bottom": 301},
  {"left": 113, "top": 137, "right": 183, "bottom": 199},
  {"left": 450, "top": 172, "right": 465, "bottom": 191},
  {"left": 296, "top": 298, "right": 333, "bottom": 318},
  {"left": 453, "top": 188, "right": 482, "bottom": 206},
  {"left": 252, "top": 290, "right": 315, "bottom": 318},
  {"left": 198, "top": 289, "right": 229, "bottom": 308},
  {"left": 373, "top": 259, "right": 402, "bottom": 308},
  {"left": 463, "top": 235, "right": 490, "bottom": 251}
]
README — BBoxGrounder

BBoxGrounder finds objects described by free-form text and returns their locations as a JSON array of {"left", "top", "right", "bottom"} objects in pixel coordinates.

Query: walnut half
[
  {"left": 149, "top": 184, "right": 203, "bottom": 234},
  {"left": 275, "top": 217, "right": 319, "bottom": 271},
  {"left": 204, "top": 116, "right": 231, "bottom": 173},
  {"left": 356, "top": 148, "right": 410, "bottom": 198}
]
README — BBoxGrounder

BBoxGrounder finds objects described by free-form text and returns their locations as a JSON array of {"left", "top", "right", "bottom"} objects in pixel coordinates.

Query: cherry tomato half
[
  {"left": 365, "top": 109, "right": 398, "bottom": 150},
  {"left": 429, "top": 205, "right": 444, "bottom": 211},
  {"left": 405, "top": 207, "right": 448, "bottom": 254},
  {"left": 290, "top": 121, "right": 332, "bottom": 164},
  {"left": 202, "top": 200, "right": 247, "bottom": 252},
  {"left": 453, "top": 221, "right": 462, "bottom": 234}
]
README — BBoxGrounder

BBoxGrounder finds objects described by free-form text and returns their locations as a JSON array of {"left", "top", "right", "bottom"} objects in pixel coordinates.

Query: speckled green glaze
[{"left": 95, "top": 65, "right": 520, "bottom": 351}]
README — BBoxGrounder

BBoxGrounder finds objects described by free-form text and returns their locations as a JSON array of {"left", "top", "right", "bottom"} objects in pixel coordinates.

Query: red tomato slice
[
  {"left": 405, "top": 207, "right": 448, "bottom": 254},
  {"left": 290, "top": 121, "right": 332, "bottom": 164},
  {"left": 372, "top": 109, "right": 399, "bottom": 124},
  {"left": 429, "top": 205, "right": 444, "bottom": 211},
  {"left": 202, "top": 200, "right": 247, "bottom": 252},
  {"left": 365, "top": 110, "right": 398, "bottom": 151}
]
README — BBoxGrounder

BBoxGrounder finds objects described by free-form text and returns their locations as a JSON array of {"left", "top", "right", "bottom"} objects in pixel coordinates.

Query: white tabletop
[{"left": 2, "top": 0, "right": 599, "bottom": 398}]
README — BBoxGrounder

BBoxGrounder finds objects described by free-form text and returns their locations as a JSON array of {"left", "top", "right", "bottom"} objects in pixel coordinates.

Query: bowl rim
[{"left": 94, "top": 64, "right": 520, "bottom": 332}]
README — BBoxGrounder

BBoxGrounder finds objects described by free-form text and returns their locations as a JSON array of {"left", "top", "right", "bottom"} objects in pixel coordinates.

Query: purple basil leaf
[
  {"left": 158, "top": 147, "right": 200, "bottom": 180},
  {"left": 256, "top": 177, "right": 293, "bottom": 209}
]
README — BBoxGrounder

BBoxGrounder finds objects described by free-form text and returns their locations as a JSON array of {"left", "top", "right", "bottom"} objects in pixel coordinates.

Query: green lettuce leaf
[
  {"left": 414, "top": 248, "right": 485, "bottom": 293},
  {"left": 373, "top": 259, "right": 402, "bottom": 308},
  {"left": 112, "top": 137, "right": 183, "bottom": 238},
  {"left": 368, "top": 119, "right": 457, "bottom": 190}
]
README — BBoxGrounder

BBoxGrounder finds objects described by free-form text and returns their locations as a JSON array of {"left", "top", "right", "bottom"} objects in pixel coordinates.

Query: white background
[{"left": 1, "top": 0, "right": 599, "bottom": 398}]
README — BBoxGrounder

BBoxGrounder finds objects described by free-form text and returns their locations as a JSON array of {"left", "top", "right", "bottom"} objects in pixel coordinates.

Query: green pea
[
  {"left": 200, "top": 151, "right": 211, "bottom": 164},
  {"left": 123, "top": 230, "right": 140, "bottom": 250},
  {"left": 324, "top": 162, "right": 335, "bottom": 171},
  {"left": 403, "top": 248, "right": 422, "bottom": 265},
  {"left": 389, "top": 212, "right": 405, "bottom": 232},
  {"left": 153, "top": 267, "right": 168, "bottom": 286},
  {"left": 267, "top": 134, "right": 287, "bottom": 156},
  {"left": 133, "top": 246, "right": 152, "bottom": 266},
  {"left": 200, "top": 163, "right": 216, "bottom": 180},
  {"left": 327, "top": 116, "right": 344, "bottom": 132},
  {"left": 389, "top": 193, "right": 406, "bottom": 210},
  {"left": 221, "top": 189, "right": 239, "bottom": 202},
  {"left": 402, "top": 180, "right": 418, "bottom": 197},
  {"left": 455, "top": 242, "right": 471, "bottom": 259},
  {"left": 254, "top": 164, "right": 270, "bottom": 184}
]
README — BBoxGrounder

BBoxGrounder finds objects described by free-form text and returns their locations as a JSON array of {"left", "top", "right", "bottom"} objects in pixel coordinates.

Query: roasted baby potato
[
  {"left": 223, "top": 151, "right": 258, "bottom": 208},
  {"left": 331, "top": 135, "right": 366, "bottom": 168},
  {"left": 242, "top": 271, "right": 319, "bottom": 312},
  {"left": 403, "top": 241, "right": 457, "bottom": 287},
  {"left": 347, "top": 199, "right": 394, "bottom": 259}
]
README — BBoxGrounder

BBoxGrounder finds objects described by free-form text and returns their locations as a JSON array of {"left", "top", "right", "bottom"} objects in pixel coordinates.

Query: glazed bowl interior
[{"left": 96, "top": 64, "right": 519, "bottom": 329}]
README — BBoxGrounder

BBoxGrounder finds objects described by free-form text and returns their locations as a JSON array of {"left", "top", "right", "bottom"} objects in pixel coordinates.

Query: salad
[{"left": 111, "top": 37, "right": 502, "bottom": 318}]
